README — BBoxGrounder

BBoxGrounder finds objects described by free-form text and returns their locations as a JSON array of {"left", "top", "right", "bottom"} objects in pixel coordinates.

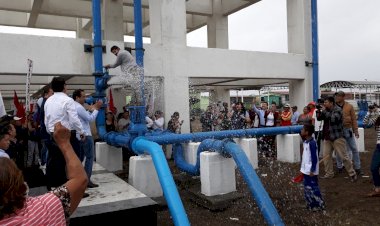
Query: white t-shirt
[
  {"left": 312, "top": 110, "right": 323, "bottom": 132},
  {"left": 266, "top": 112, "right": 275, "bottom": 127}
]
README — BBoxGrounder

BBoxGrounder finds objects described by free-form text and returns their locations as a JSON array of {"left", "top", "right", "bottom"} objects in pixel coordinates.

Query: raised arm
[{"left": 53, "top": 122, "right": 88, "bottom": 214}]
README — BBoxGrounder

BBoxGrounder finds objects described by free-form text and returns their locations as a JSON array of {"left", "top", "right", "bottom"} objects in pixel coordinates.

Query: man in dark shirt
[{"left": 316, "top": 96, "right": 357, "bottom": 182}]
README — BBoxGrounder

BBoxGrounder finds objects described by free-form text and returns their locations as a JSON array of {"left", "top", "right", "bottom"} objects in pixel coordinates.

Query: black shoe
[
  {"left": 355, "top": 169, "right": 364, "bottom": 176},
  {"left": 350, "top": 174, "right": 358, "bottom": 183},
  {"left": 337, "top": 167, "right": 344, "bottom": 174},
  {"left": 87, "top": 181, "right": 99, "bottom": 188},
  {"left": 83, "top": 192, "right": 90, "bottom": 198}
]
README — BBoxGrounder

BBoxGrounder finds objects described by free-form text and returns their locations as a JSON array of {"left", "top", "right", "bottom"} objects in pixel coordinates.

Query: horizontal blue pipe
[
  {"left": 132, "top": 137, "right": 190, "bottom": 226},
  {"left": 146, "top": 126, "right": 303, "bottom": 145}
]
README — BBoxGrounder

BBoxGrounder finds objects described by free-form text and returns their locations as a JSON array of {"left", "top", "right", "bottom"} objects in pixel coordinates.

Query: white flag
[{"left": 0, "top": 91, "right": 6, "bottom": 117}]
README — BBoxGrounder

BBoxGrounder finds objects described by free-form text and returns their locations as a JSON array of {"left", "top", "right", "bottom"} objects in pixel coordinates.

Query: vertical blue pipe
[
  {"left": 133, "top": 0, "right": 145, "bottom": 107},
  {"left": 92, "top": 0, "right": 103, "bottom": 74},
  {"left": 92, "top": 0, "right": 107, "bottom": 137},
  {"left": 132, "top": 138, "right": 190, "bottom": 226},
  {"left": 311, "top": 0, "right": 319, "bottom": 102}
]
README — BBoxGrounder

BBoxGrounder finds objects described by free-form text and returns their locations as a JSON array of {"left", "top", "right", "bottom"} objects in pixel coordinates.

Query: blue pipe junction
[{"left": 311, "top": 0, "right": 319, "bottom": 102}]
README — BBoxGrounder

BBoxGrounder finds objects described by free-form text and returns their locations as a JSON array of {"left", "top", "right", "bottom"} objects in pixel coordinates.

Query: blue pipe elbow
[{"left": 132, "top": 137, "right": 190, "bottom": 226}]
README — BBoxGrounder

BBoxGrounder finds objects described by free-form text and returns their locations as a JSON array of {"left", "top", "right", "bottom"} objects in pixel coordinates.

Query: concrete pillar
[
  {"left": 356, "top": 127, "right": 365, "bottom": 152},
  {"left": 102, "top": 0, "right": 124, "bottom": 41},
  {"left": 287, "top": 0, "right": 313, "bottom": 108},
  {"left": 200, "top": 152, "right": 236, "bottom": 196},
  {"left": 76, "top": 18, "right": 92, "bottom": 39},
  {"left": 148, "top": 0, "right": 187, "bottom": 46},
  {"left": 148, "top": 0, "right": 190, "bottom": 133},
  {"left": 95, "top": 142, "right": 123, "bottom": 172},
  {"left": 183, "top": 142, "right": 201, "bottom": 165},
  {"left": 210, "top": 87, "right": 230, "bottom": 107},
  {"left": 207, "top": 0, "right": 229, "bottom": 49},
  {"left": 235, "top": 138, "right": 258, "bottom": 169},
  {"left": 128, "top": 155, "right": 163, "bottom": 197},
  {"left": 276, "top": 134, "right": 301, "bottom": 163}
]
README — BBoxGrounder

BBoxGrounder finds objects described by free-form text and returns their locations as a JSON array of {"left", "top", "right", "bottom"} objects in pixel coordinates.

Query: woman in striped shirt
[
  {"left": 0, "top": 122, "right": 87, "bottom": 225},
  {"left": 363, "top": 105, "right": 380, "bottom": 197}
]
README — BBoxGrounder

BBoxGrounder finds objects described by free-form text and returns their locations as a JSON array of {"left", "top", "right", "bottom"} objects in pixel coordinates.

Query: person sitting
[{"left": 0, "top": 122, "right": 87, "bottom": 225}]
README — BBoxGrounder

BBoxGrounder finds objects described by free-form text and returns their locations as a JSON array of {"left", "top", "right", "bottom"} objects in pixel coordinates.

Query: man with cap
[
  {"left": 334, "top": 90, "right": 362, "bottom": 175},
  {"left": 280, "top": 104, "right": 292, "bottom": 126}
]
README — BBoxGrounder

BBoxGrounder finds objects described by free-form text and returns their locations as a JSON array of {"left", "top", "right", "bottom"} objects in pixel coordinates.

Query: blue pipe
[
  {"left": 133, "top": 0, "right": 145, "bottom": 107},
  {"left": 173, "top": 140, "right": 223, "bottom": 176},
  {"left": 311, "top": 0, "right": 319, "bottom": 102},
  {"left": 222, "top": 140, "right": 284, "bottom": 226},
  {"left": 146, "top": 125, "right": 303, "bottom": 145},
  {"left": 132, "top": 137, "right": 190, "bottom": 226},
  {"left": 92, "top": 0, "right": 103, "bottom": 74}
]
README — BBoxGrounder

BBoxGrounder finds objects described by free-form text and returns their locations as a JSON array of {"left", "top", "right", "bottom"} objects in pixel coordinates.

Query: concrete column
[
  {"left": 95, "top": 142, "right": 123, "bottom": 172},
  {"left": 276, "top": 134, "right": 301, "bottom": 163},
  {"left": 210, "top": 87, "right": 230, "bottom": 107},
  {"left": 76, "top": 18, "right": 92, "bottom": 39},
  {"left": 148, "top": 0, "right": 187, "bottom": 46},
  {"left": 163, "top": 76, "right": 190, "bottom": 133},
  {"left": 103, "top": 0, "right": 124, "bottom": 41},
  {"left": 148, "top": 0, "right": 189, "bottom": 133},
  {"left": 128, "top": 155, "right": 163, "bottom": 197},
  {"left": 200, "top": 152, "right": 236, "bottom": 196},
  {"left": 287, "top": 0, "right": 313, "bottom": 107},
  {"left": 207, "top": 0, "right": 229, "bottom": 49}
]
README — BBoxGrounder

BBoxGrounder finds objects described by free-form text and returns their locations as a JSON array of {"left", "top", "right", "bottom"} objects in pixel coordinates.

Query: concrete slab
[
  {"left": 30, "top": 162, "right": 157, "bottom": 225},
  {"left": 187, "top": 185, "right": 243, "bottom": 211},
  {"left": 95, "top": 142, "right": 123, "bottom": 172}
]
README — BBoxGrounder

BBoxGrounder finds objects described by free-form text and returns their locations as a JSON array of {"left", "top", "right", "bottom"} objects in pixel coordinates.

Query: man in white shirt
[
  {"left": 73, "top": 89, "right": 102, "bottom": 188},
  {"left": 44, "top": 77, "right": 85, "bottom": 190}
]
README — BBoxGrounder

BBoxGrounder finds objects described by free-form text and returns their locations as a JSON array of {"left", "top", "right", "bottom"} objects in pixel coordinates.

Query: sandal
[{"left": 366, "top": 190, "right": 380, "bottom": 197}]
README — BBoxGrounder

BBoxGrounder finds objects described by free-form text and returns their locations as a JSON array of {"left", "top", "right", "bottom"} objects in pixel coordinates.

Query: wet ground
[{"left": 118, "top": 129, "right": 380, "bottom": 226}]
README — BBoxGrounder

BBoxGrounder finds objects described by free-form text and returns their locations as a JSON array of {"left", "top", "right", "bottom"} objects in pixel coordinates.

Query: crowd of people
[{"left": 1, "top": 43, "right": 379, "bottom": 221}]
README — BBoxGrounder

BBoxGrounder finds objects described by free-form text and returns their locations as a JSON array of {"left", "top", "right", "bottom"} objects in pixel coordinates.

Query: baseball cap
[
  {"left": 284, "top": 104, "right": 290, "bottom": 108},
  {"left": 308, "top": 101, "right": 316, "bottom": 106}
]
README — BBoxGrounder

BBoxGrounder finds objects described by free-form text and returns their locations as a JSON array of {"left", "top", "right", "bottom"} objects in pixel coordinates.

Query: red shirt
[{"left": 0, "top": 193, "right": 66, "bottom": 226}]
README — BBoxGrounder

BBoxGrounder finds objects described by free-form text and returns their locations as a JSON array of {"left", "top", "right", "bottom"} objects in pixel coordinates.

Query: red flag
[
  {"left": 14, "top": 90, "right": 26, "bottom": 123},
  {"left": 108, "top": 89, "right": 117, "bottom": 114}
]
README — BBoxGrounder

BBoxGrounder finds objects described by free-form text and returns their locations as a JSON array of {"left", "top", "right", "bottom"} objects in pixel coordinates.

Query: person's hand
[
  {"left": 53, "top": 122, "right": 71, "bottom": 146},
  {"left": 355, "top": 132, "right": 359, "bottom": 139},
  {"left": 309, "top": 172, "right": 315, "bottom": 177},
  {"left": 94, "top": 100, "right": 103, "bottom": 110},
  {"left": 80, "top": 133, "right": 86, "bottom": 141},
  {"left": 104, "top": 64, "right": 111, "bottom": 69}
]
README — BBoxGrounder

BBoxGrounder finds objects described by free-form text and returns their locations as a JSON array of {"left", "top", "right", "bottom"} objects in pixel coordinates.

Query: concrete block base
[
  {"left": 187, "top": 186, "right": 243, "bottom": 211},
  {"left": 234, "top": 138, "right": 258, "bottom": 169},
  {"left": 200, "top": 152, "right": 236, "bottom": 196},
  {"left": 95, "top": 142, "right": 123, "bottom": 172},
  {"left": 128, "top": 155, "right": 163, "bottom": 198},
  {"left": 276, "top": 134, "right": 301, "bottom": 163},
  {"left": 183, "top": 142, "right": 201, "bottom": 165}
]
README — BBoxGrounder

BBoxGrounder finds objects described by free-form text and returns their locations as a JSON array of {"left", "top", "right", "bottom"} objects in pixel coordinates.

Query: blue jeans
[
  {"left": 371, "top": 144, "right": 380, "bottom": 187},
  {"left": 81, "top": 136, "right": 94, "bottom": 182},
  {"left": 336, "top": 128, "right": 361, "bottom": 170},
  {"left": 40, "top": 139, "right": 49, "bottom": 166}
]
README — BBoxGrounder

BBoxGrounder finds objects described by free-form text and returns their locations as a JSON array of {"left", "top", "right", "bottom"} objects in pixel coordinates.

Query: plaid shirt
[{"left": 316, "top": 106, "right": 343, "bottom": 141}]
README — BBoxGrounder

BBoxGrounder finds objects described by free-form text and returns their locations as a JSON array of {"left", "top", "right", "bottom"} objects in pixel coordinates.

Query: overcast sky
[
  {"left": 187, "top": 0, "right": 380, "bottom": 84},
  {"left": 1, "top": 0, "right": 379, "bottom": 84}
]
